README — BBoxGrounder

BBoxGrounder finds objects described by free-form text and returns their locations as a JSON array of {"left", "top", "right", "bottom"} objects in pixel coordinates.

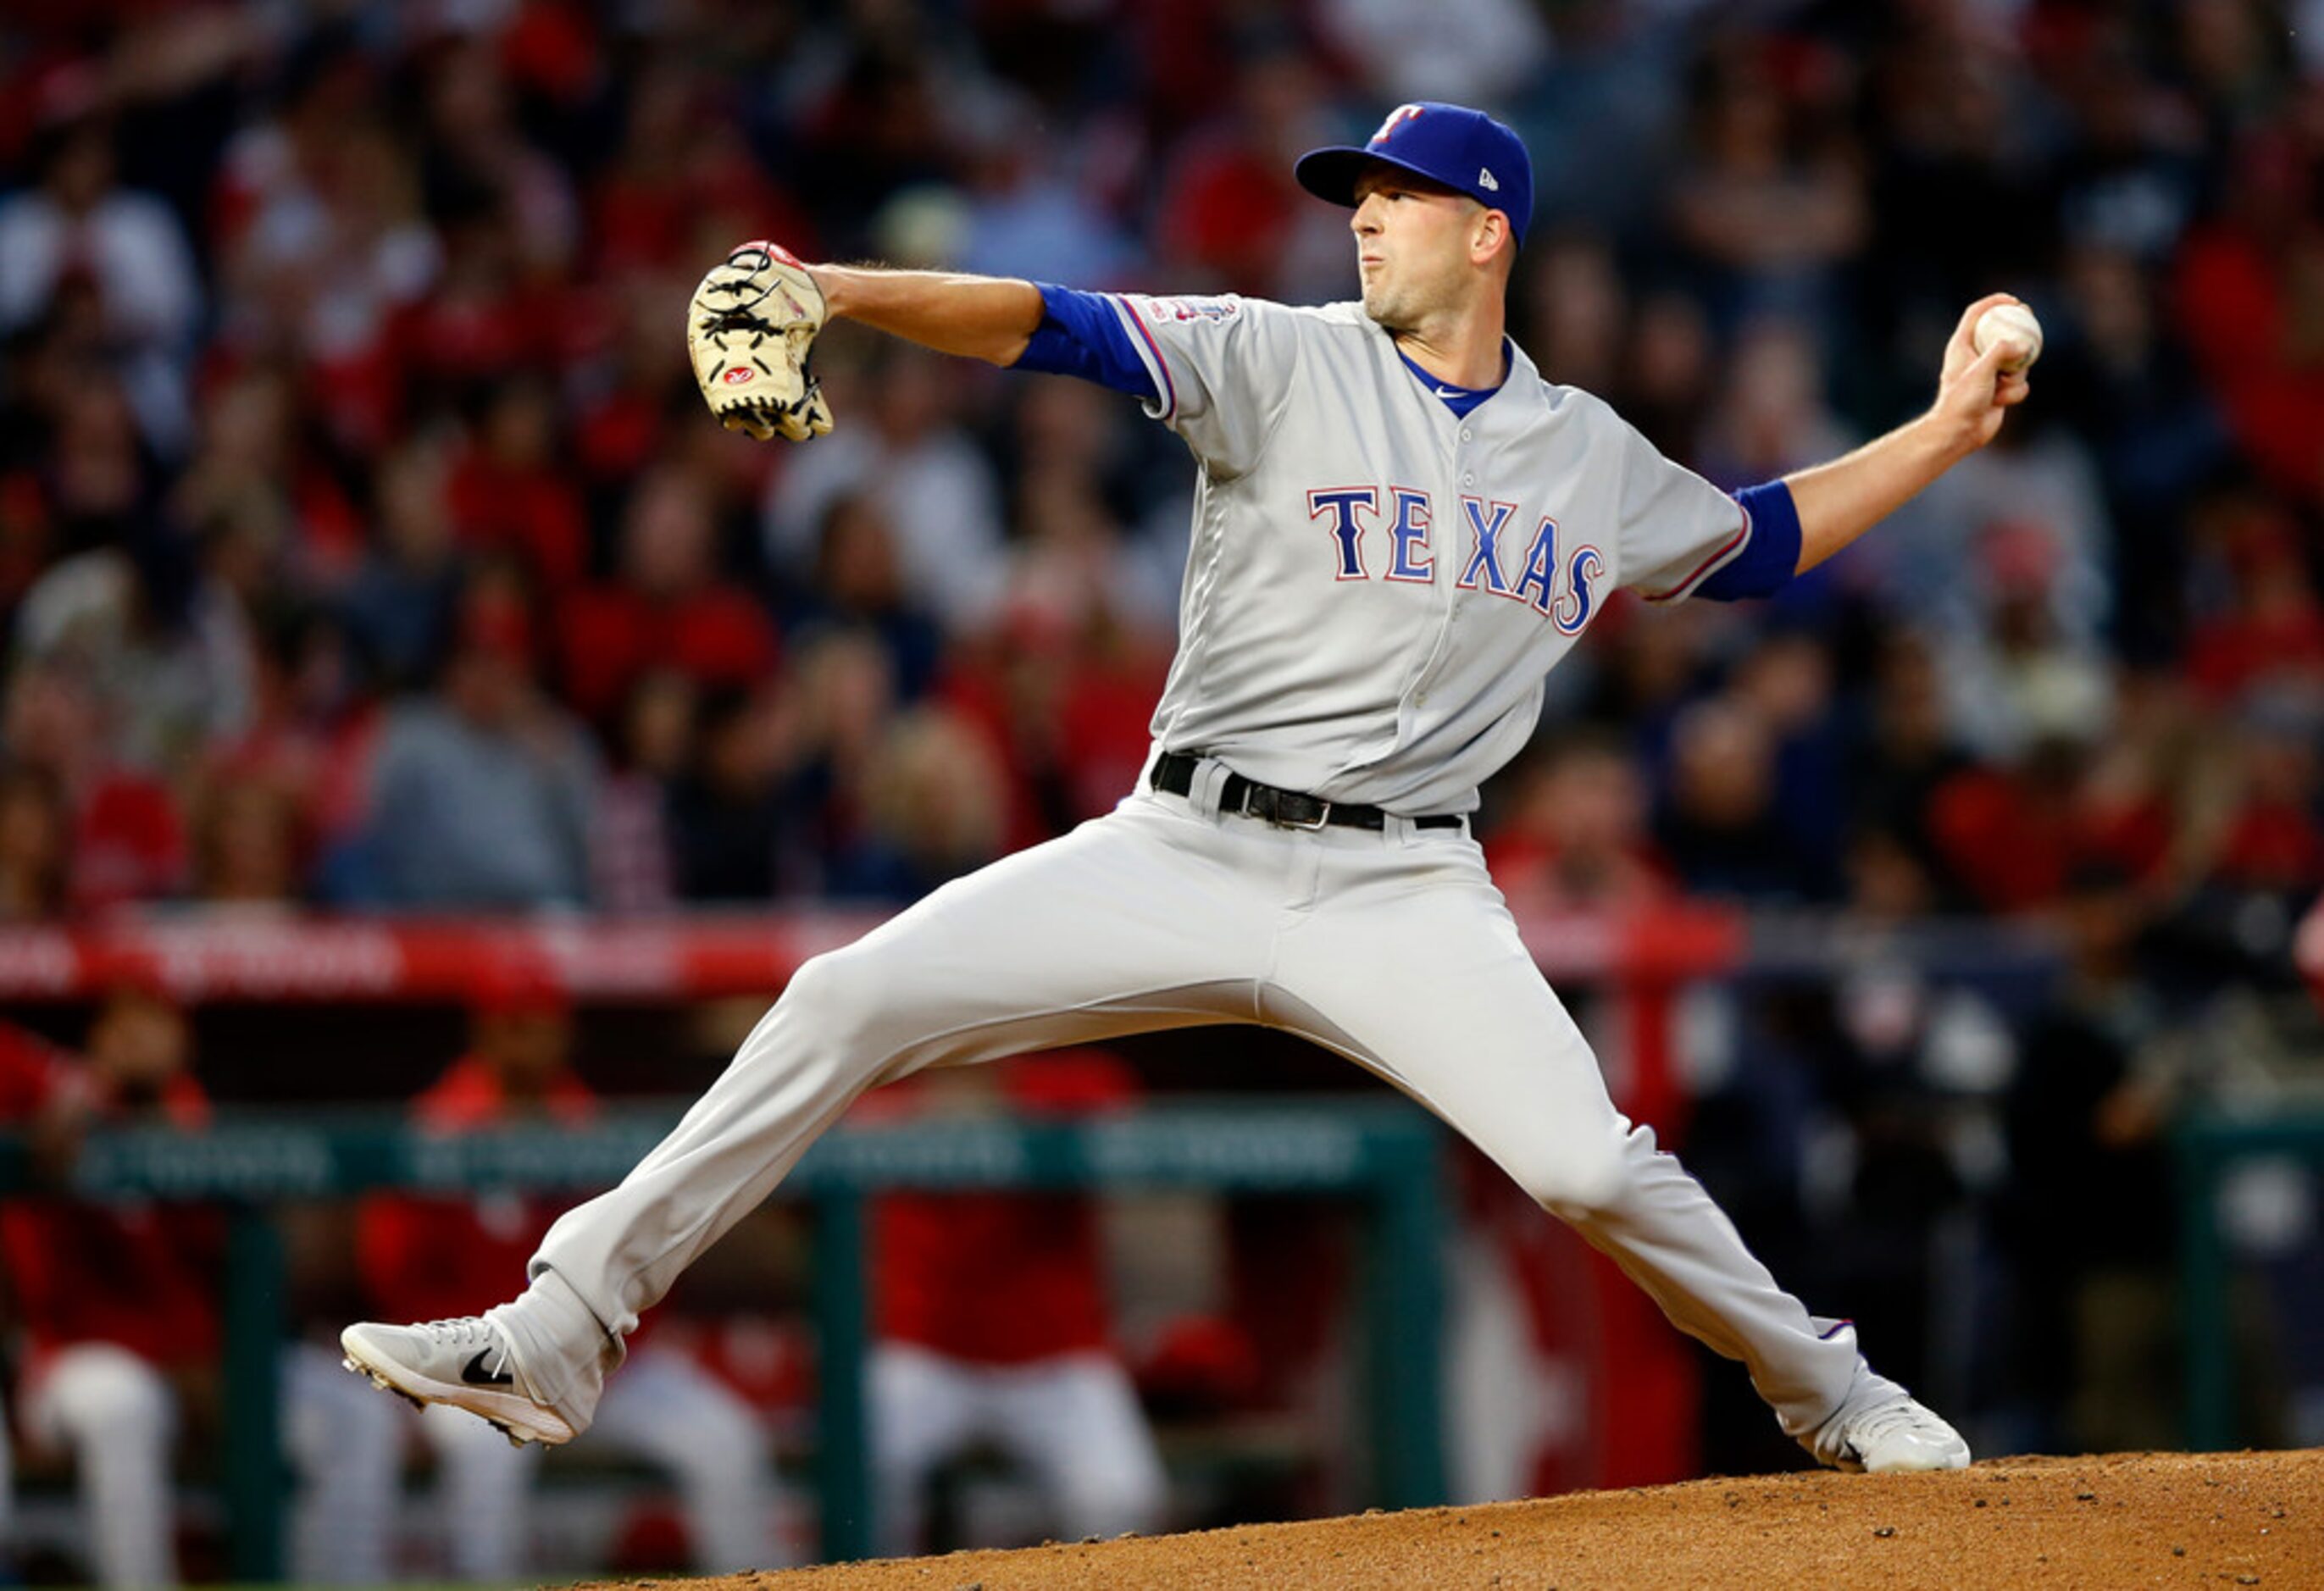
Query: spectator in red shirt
[
  {"left": 1924, "top": 720, "right": 2177, "bottom": 919},
  {"left": 2172, "top": 133, "right": 2324, "bottom": 508},
  {"left": 290, "top": 956, "right": 788, "bottom": 1582},
  {"left": 554, "top": 464, "right": 777, "bottom": 730},
  {"left": 0, "top": 1017, "right": 80, "bottom": 1574},
  {"left": 445, "top": 377, "right": 590, "bottom": 592},
  {"left": 568, "top": 274, "right": 689, "bottom": 493},
  {"left": 2183, "top": 514, "right": 2324, "bottom": 704},
  {"left": 0, "top": 1015, "right": 80, "bottom": 1139},
  {"left": 1151, "top": 46, "right": 1350, "bottom": 302},
  {"left": 589, "top": 58, "right": 816, "bottom": 280},
  {"left": 860, "top": 1050, "right": 1165, "bottom": 1555},
  {"left": 1484, "top": 731, "right": 1674, "bottom": 912},
  {"left": 2199, "top": 694, "right": 2324, "bottom": 899},
  {"left": 0, "top": 984, "right": 218, "bottom": 1589}
]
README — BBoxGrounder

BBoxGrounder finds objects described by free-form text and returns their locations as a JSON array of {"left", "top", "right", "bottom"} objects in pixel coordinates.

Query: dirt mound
[{"left": 586, "top": 1450, "right": 2322, "bottom": 1590}]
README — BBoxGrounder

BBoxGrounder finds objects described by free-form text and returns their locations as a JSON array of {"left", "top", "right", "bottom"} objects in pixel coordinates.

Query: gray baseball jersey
[{"left": 1114, "top": 293, "right": 1751, "bottom": 814}]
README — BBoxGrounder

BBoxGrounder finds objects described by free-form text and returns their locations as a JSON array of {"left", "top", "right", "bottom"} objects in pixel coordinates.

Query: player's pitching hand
[
  {"left": 687, "top": 240, "right": 833, "bottom": 442},
  {"left": 1928, "top": 292, "right": 2033, "bottom": 453}
]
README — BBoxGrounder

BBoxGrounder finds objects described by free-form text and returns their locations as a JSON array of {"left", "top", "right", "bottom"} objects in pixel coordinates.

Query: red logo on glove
[{"left": 723, "top": 367, "right": 755, "bottom": 385}]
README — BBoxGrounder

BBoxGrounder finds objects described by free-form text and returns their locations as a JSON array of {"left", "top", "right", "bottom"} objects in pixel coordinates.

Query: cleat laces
[{"left": 416, "top": 1317, "right": 508, "bottom": 1375}]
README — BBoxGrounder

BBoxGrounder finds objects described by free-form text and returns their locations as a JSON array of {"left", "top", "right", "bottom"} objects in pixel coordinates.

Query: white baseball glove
[{"left": 686, "top": 239, "right": 833, "bottom": 441}]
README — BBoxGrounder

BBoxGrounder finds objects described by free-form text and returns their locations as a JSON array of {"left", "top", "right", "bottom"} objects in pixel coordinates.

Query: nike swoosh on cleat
[{"left": 463, "top": 1349, "right": 515, "bottom": 1388}]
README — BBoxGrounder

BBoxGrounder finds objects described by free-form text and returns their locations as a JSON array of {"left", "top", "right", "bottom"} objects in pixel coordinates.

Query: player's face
[{"left": 1350, "top": 168, "right": 1490, "bottom": 331}]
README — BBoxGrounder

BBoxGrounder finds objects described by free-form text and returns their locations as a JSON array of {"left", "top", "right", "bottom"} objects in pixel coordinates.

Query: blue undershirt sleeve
[
  {"left": 1696, "top": 480, "right": 1804, "bottom": 601},
  {"left": 1010, "top": 283, "right": 1158, "bottom": 402}
]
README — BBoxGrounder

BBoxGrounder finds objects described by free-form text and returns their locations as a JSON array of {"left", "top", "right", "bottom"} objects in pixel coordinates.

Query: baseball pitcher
[{"left": 345, "top": 103, "right": 2033, "bottom": 1493}]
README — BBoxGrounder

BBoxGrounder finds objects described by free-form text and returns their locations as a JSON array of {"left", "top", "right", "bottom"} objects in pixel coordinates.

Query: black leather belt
[{"left": 1150, "top": 751, "right": 1464, "bottom": 832}]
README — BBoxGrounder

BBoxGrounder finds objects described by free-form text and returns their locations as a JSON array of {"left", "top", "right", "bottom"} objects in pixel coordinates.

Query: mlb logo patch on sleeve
[{"left": 1140, "top": 297, "right": 1240, "bottom": 324}]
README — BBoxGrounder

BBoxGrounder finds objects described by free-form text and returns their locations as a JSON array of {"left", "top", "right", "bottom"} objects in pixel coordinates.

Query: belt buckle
[
  {"left": 1274, "top": 792, "right": 1331, "bottom": 831},
  {"left": 1237, "top": 779, "right": 1331, "bottom": 831}
]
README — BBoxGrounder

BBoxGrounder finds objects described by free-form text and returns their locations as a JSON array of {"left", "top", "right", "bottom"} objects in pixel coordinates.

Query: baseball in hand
[{"left": 1972, "top": 302, "right": 2043, "bottom": 374}]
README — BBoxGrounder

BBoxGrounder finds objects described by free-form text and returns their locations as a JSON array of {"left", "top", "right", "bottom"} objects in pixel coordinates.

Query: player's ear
[{"left": 1472, "top": 209, "right": 1511, "bottom": 268}]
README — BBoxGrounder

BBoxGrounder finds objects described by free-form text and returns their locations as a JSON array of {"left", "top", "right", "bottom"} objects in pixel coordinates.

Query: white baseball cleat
[
  {"left": 1812, "top": 1392, "right": 1972, "bottom": 1474},
  {"left": 340, "top": 1317, "right": 574, "bottom": 1449}
]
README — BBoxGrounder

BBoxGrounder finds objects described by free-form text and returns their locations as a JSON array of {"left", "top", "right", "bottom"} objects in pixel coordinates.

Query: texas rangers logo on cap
[
  {"left": 1296, "top": 101, "right": 1535, "bottom": 247},
  {"left": 1371, "top": 103, "right": 1428, "bottom": 145}
]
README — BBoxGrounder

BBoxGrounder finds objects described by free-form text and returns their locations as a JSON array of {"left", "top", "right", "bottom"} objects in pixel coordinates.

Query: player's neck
[{"left": 1390, "top": 299, "right": 1508, "bottom": 391}]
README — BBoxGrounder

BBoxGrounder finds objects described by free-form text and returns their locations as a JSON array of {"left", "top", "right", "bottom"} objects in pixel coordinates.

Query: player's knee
[
  {"left": 1520, "top": 1138, "right": 1630, "bottom": 1222},
  {"left": 774, "top": 949, "right": 881, "bottom": 1051}
]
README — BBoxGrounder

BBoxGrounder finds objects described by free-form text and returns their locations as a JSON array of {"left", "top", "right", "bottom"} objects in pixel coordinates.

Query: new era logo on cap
[{"left": 1295, "top": 101, "right": 1535, "bottom": 247}]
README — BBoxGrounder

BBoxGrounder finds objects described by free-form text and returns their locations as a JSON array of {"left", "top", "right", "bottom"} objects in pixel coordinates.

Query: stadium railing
[{"left": 0, "top": 1099, "right": 1446, "bottom": 1579}]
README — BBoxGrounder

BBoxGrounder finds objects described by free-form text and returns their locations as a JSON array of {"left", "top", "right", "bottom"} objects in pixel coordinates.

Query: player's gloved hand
[{"left": 686, "top": 240, "right": 833, "bottom": 442}]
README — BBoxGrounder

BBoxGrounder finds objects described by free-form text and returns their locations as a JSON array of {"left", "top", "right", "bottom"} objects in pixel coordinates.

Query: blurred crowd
[
  {"left": 0, "top": 0, "right": 2318, "bottom": 936},
  {"left": 3, "top": 0, "right": 2324, "bottom": 1582}
]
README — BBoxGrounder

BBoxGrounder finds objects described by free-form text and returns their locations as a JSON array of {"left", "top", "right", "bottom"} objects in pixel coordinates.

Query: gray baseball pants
[{"left": 491, "top": 767, "right": 1884, "bottom": 1448}]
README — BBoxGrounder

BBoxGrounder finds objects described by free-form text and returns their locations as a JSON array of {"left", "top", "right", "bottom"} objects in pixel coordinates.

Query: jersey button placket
[{"left": 1420, "top": 425, "right": 1473, "bottom": 707}]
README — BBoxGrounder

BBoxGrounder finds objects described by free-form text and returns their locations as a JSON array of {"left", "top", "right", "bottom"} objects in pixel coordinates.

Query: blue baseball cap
[{"left": 1295, "top": 102, "right": 1534, "bottom": 248}]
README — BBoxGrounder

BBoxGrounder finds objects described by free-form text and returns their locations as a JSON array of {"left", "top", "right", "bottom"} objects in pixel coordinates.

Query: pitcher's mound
[{"left": 586, "top": 1449, "right": 2322, "bottom": 1590}]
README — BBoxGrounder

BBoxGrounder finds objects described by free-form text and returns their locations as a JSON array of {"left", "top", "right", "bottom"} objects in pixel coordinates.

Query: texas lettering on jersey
[
  {"left": 1103, "top": 292, "right": 1747, "bottom": 813},
  {"left": 1306, "top": 486, "right": 1604, "bottom": 635}
]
